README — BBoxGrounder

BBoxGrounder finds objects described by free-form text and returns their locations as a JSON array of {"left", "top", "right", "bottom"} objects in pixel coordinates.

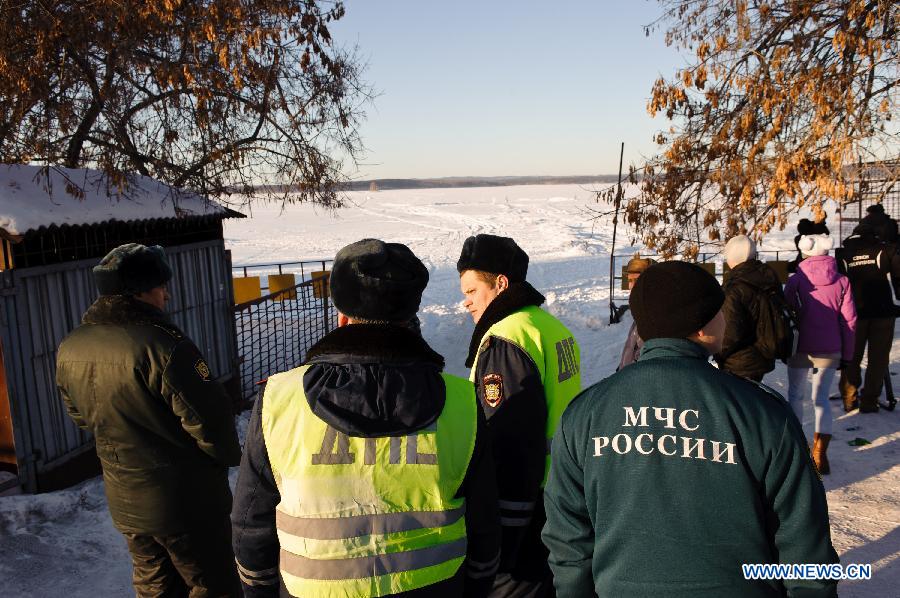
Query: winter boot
[
  {"left": 859, "top": 395, "right": 880, "bottom": 413},
  {"left": 812, "top": 433, "right": 831, "bottom": 475},
  {"left": 842, "top": 391, "right": 859, "bottom": 412}
]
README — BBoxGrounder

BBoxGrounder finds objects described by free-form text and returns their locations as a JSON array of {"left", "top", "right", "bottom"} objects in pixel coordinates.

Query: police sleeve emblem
[
  {"left": 482, "top": 373, "right": 504, "bottom": 408},
  {"left": 194, "top": 359, "right": 211, "bottom": 381}
]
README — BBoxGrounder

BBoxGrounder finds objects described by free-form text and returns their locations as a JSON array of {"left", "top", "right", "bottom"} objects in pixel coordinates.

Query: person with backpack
[
  {"left": 715, "top": 235, "right": 789, "bottom": 382},
  {"left": 836, "top": 222, "right": 900, "bottom": 413},
  {"left": 784, "top": 230, "right": 857, "bottom": 475}
]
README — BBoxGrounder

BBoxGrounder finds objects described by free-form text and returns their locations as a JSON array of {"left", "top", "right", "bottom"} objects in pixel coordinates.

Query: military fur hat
[
  {"left": 456, "top": 234, "right": 529, "bottom": 283},
  {"left": 93, "top": 243, "right": 173, "bottom": 296},
  {"left": 330, "top": 239, "right": 429, "bottom": 322}
]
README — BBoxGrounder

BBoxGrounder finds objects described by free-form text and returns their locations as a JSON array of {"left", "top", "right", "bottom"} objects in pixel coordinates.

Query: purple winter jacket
[{"left": 784, "top": 255, "right": 857, "bottom": 361}]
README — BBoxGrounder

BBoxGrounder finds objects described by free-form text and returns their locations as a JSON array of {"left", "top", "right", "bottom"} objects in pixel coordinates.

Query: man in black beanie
[
  {"left": 543, "top": 260, "right": 839, "bottom": 598},
  {"left": 56, "top": 243, "right": 242, "bottom": 597},
  {"left": 457, "top": 233, "right": 581, "bottom": 597},
  {"left": 232, "top": 239, "right": 500, "bottom": 598}
]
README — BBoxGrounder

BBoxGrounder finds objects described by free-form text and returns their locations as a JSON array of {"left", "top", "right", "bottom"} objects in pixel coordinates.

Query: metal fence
[
  {"left": 609, "top": 249, "right": 793, "bottom": 310},
  {"left": 0, "top": 240, "right": 237, "bottom": 493},
  {"left": 233, "top": 274, "right": 337, "bottom": 402},
  {"left": 840, "top": 161, "right": 900, "bottom": 240}
]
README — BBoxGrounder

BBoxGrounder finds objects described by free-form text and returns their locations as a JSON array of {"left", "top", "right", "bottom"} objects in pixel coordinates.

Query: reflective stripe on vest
[
  {"left": 469, "top": 305, "right": 581, "bottom": 484},
  {"left": 262, "top": 365, "right": 477, "bottom": 598}
]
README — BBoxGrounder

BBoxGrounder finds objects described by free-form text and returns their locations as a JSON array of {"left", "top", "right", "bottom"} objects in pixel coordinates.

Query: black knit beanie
[
  {"left": 329, "top": 239, "right": 429, "bottom": 322},
  {"left": 629, "top": 261, "right": 725, "bottom": 340},
  {"left": 798, "top": 217, "right": 829, "bottom": 236},
  {"left": 93, "top": 243, "right": 173, "bottom": 296},
  {"left": 456, "top": 234, "right": 529, "bottom": 282}
]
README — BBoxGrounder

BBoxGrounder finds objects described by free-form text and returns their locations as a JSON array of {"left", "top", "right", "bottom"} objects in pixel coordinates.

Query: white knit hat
[
  {"left": 723, "top": 235, "right": 757, "bottom": 268},
  {"left": 798, "top": 233, "right": 834, "bottom": 257}
]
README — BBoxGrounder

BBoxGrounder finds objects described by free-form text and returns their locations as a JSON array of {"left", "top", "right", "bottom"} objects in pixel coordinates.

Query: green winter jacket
[
  {"left": 56, "top": 296, "right": 241, "bottom": 535},
  {"left": 542, "top": 338, "right": 838, "bottom": 598}
]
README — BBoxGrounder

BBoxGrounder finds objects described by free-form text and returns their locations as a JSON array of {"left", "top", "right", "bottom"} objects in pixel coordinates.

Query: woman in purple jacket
[{"left": 784, "top": 230, "right": 857, "bottom": 475}]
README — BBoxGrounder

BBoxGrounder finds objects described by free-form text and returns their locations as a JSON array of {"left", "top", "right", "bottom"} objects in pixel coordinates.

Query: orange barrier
[
  {"left": 311, "top": 271, "right": 330, "bottom": 299},
  {"left": 268, "top": 273, "right": 297, "bottom": 301},
  {"left": 233, "top": 276, "right": 262, "bottom": 304}
]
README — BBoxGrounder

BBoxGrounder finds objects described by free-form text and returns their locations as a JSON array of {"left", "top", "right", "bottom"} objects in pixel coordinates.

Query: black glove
[{"left": 837, "top": 359, "right": 851, "bottom": 371}]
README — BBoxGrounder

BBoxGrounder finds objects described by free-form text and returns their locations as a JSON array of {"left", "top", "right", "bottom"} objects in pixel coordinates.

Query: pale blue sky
[{"left": 330, "top": 1, "right": 688, "bottom": 179}]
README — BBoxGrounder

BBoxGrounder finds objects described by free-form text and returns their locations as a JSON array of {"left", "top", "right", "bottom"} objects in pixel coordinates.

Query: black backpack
[{"left": 753, "top": 286, "right": 799, "bottom": 362}]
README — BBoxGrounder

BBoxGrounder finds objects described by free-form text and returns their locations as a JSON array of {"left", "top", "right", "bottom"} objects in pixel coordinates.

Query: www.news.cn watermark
[{"left": 742, "top": 563, "right": 872, "bottom": 581}]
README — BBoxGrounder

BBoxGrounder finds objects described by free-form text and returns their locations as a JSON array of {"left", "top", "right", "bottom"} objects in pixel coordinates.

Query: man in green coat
[
  {"left": 56, "top": 243, "right": 242, "bottom": 597},
  {"left": 542, "top": 261, "right": 839, "bottom": 598}
]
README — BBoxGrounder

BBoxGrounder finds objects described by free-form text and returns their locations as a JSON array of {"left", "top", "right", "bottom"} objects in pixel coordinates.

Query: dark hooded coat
[{"left": 715, "top": 259, "right": 785, "bottom": 379}]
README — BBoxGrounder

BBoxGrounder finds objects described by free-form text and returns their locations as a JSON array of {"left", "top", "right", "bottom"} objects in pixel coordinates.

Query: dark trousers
[
  {"left": 489, "top": 573, "right": 554, "bottom": 598},
  {"left": 123, "top": 517, "right": 240, "bottom": 598},
  {"left": 490, "top": 496, "right": 555, "bottom": 598},
  {"left": 840, "top": 317, "right": 895, "bottom": 405}
]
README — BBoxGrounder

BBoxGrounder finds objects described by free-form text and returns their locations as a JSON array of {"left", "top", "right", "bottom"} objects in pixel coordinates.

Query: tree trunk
[{"left": 63, "top": 97, "right": 103, "bottom": 168}]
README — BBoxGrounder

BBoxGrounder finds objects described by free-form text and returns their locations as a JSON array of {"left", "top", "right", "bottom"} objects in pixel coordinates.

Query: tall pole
[{"left": 609, "top": 142, "right": 625, "bottom": 324}]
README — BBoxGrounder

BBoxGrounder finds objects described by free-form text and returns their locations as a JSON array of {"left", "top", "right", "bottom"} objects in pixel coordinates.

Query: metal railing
[
  {"left": 839, "top": 177, "right": 900, "bottom": 240},
  {"left": 232, "top": 273, "right": 337, "bottom": 402},
  {"left": 609, "top": 249, "right": 794, "bottom": 305}
]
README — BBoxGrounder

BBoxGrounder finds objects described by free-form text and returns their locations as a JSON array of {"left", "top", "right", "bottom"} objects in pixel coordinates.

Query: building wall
[{"left": 0, "top": 240, "right": 237, "bottom": 493}]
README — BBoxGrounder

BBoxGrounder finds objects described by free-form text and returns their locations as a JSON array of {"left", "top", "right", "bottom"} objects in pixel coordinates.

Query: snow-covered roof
[{"left": 0, "top": 164, "right": 229, "bottom": 238}]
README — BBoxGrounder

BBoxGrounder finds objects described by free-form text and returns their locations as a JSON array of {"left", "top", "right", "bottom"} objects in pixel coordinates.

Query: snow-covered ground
[{"left": 1, "top": 184, "right": 896, "bottom": 596}]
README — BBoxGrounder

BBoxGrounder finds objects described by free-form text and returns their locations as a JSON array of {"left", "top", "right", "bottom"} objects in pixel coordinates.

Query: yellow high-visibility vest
[
  {"left": 470, "top": 305, "right": 581, "bottom": 483},
  {"left": 262, "top": 365, "right": 478, "bottom": 598}
]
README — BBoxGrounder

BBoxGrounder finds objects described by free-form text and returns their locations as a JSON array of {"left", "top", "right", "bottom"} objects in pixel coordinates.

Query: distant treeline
[{"left": 251, "top": 175, "right": 623, "bottom": 194}]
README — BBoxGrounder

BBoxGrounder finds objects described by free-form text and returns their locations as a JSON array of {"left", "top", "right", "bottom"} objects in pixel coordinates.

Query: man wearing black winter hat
[
  {"left": 232, "top": 238, "right": 501, "bottom": 598},
  {"left": 56, "top": 243, "right": 242, "bottom": 597},
  {"left": 542, "top": 261, "right": 839, "bottom": 598},
  {"left": 458, "top": 233, "right": 581, "bottom": 598}
]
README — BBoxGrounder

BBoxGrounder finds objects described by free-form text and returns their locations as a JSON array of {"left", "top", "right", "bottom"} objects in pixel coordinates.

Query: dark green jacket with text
[
  {"left": 56, "top": 296, "right": 241, "bottom": 535},
  {"left": 542, "top": 338, "right": 838, "bottom": 598}
]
